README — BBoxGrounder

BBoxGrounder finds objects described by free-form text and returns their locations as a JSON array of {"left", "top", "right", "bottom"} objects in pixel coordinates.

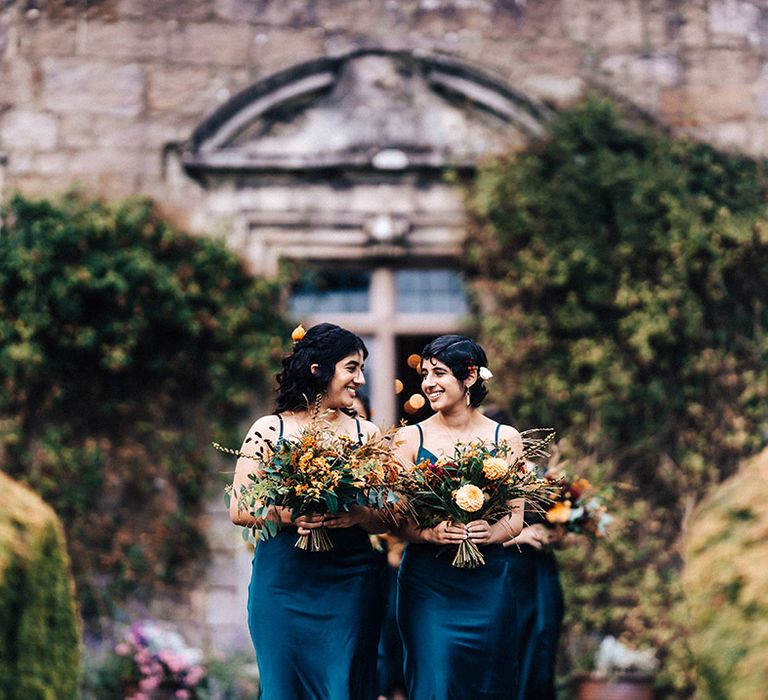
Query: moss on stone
[
  {"left": 0, "top": 470, "right": 81, "bottom": 699},
  {"left": 682, "top": 448, "right": 768, "bottom": 699}
]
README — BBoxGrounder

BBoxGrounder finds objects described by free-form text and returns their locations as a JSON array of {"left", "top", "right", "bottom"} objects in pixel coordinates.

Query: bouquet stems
[
  {"left": 452, "top": 539, "right": 485, "bottom": 568},
  {"left": 295, "top": 526, "right": 333, "bottom": 552}
]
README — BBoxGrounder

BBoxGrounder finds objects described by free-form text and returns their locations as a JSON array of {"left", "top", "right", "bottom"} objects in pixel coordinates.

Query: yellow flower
[
  {"left": 546, "top": 501, "right": 572, "bottom": 524},
  {"left": 291, "top": 324, "right": 306, "bottom": 342},
  {"left": 482, "top": 457, "right": 508, "bottom": 480},
  {"left": 454, "top": 484, "right": 485, "bottom": 512}
]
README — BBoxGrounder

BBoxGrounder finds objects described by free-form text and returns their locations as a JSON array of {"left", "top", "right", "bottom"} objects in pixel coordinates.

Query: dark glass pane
[
  {"left": 289, "top": 268, "right": 371, "bottom": 315},
  {"left": 395, "top": 269, "right": 469, "bottom": 314}
]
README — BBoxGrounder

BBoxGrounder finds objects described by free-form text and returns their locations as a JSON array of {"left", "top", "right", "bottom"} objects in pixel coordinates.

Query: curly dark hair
[
  {"left": 275, "top": 323, "right": 368, "bottom": 412},
  {"left": 421, "top": 334, "right": 489, "bottom": 407}
]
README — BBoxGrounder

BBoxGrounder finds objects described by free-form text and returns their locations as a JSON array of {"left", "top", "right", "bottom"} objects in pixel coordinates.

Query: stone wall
[{"left": 1, "top": 0, "right": 767, "bottom": 231}]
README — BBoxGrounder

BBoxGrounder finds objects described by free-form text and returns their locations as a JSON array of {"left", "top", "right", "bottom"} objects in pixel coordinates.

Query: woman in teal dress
[
  {"left": 230, "top": 323, "right": 386, "bottom": 700},
  {"left": 503, "top": 513, "right": 564, "bottom": 700},
  {"left": 394, "top": 335, "right": 525, "bottom": 700}
]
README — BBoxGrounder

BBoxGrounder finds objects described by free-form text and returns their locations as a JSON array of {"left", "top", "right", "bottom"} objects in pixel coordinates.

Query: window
[
  {"left": 289, "top": 268, "right": 372, "bottom": 315},
  {"left": 395, "top": 269, "right": 469, "bottom": 314}
]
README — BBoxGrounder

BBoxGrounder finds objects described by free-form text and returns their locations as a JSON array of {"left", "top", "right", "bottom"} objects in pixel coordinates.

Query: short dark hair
[
  {"left": 421, "top": 334, "right": 489, "bottom": 407},
  {"left": 275, "top": 323, "right": 368, "bottom": 412}
]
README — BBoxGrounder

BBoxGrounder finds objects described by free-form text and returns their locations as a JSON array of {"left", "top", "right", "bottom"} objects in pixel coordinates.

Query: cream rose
[
  {"left": 482, "top": 457, "right": 508, "bottom": 480},
  {"left": 454, "top": 484, "right": 485, "bottom": 512}
]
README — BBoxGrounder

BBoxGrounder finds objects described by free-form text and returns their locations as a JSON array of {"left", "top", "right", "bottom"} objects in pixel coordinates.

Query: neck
[{"left": 438, "top": 405, "right": 475, "bottom": 429}]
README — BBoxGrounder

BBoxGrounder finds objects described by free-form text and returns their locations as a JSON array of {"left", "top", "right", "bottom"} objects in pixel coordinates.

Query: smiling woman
[{"left": 229, "top": 322, "right": 387, "bottom": 699}]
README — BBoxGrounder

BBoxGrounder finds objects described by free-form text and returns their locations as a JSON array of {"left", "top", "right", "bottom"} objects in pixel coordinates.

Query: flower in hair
[
  {"left": 291, "top": 324, "right": 306, "bottom": 343},
  {"left": 478, "top": 366, "right": 493, "bottom": 381}
]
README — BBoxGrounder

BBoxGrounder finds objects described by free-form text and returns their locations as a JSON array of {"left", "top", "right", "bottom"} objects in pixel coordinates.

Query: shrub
[
  {"left": 0, "top": 193, "right": 289, "bottom": 620},
  {"left": 464, "top": 98, "right": 768, "bottom": 696},
  {"left": 682, "top": 448, "right": 768, "bottom": 699},
  {"left": 0, "top": 470, "right": 80, "bottom": 700}
]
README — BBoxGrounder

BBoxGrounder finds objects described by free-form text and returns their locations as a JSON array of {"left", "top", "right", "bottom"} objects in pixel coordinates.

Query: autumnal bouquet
[
  {"left": 398, "top": 431, "right": 556, "bottom": 568},
  {"left": 217, "top": 423, "right": 399, "bottom": 552},
  {"left": 544, "top": 471, "right": 612, "bottom": 539}
]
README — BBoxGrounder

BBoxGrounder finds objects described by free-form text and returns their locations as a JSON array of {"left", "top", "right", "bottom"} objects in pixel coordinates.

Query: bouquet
[
  {"left": 217, "top": 422, "right": 399, "bottom": 552},
  {"left": 398, "top": 431, "right": 556, "bottom": 568},
  {"left": 544, "top": 471, "right": 612, "bottom": 539}
]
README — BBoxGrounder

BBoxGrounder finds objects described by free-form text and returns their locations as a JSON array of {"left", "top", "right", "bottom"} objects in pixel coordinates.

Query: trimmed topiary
[
  {"left": 682, "top": 448, "right": 768, "bottom": 699},
  {"left": 0, "top": 470, "right": 81, "bottom": 700}
]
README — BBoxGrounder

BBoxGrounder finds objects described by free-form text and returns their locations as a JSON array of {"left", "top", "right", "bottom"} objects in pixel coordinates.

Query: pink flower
[
  {"left": 175, "top": 690, "right": 191, "bottom": 699},
  {"left": 115, "top": 642, "right": 131, "bottom": 656},
  {"left": 139, "top": 677, "right": 160, "bottom": 692},
  {"left": 185, "top": 665, "right": 205, "bottom": 686}
]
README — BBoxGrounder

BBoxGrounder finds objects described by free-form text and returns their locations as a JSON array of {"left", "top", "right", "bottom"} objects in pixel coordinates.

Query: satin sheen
[
  {"left": 247, "top": 525, "right": 382, "bottom": 700},
  {"left": 396, "top": 443, "right": 518, "bottom": 700}
]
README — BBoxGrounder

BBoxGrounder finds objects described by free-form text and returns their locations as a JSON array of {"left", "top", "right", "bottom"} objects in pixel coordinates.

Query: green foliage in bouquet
[
  {"left": 0, "top": 192, "right": 289, "bottom": 622},
  {"left": 220, "top": 422, "right": 400, "bottom": 551},
  {"left": 0, "top": 470, "right": 80, "bottom": 700},
  {"left": 399, "top": 432, "right": 555, "bottom": 567},
  {"left": 682, "top": 448, "right": 768, "bottom": 700},
  {"left": 464, "top": 98, "right": 768, "bottom": 696}
]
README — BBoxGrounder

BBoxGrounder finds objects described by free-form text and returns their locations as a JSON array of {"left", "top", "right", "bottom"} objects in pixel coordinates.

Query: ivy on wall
[
  {"left": 0, "top": 193, "right": 290, "bottom": 621},
  {"left": 464, "top": 99, "right": 768, "bottom": 695}
]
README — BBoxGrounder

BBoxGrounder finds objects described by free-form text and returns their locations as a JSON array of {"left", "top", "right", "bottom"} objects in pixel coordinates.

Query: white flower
[{"left": 478, "top": 366, "right": 493, "bottom": 381}]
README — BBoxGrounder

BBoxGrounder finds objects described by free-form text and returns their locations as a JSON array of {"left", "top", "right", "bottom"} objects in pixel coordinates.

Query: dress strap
[
  {"left": 276, "top": 414, "right": 284, "bottom": 440},
  {"left": 416, "top": 423, "right": 424, "bottom": 450},
  {"left": 355, "top": 417, "right": 363, "bottom": 445},
  {"left": 494, "top": 422, "right": 501, "bottom": 444}
]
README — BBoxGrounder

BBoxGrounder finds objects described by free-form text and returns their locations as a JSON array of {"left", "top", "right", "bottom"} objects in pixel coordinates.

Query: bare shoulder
[
  {"left": 358, "top": 418, "right": 382, "bottom": 439},
  {"left": 496, "top": 423, "right": 523, "bottom": 447},
  {"left": 395, "top": 423, "right": 421, "bottom": 445}
]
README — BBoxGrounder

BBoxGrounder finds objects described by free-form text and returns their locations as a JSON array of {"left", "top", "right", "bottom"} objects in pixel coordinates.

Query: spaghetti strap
[
  {"left": 416, "top": 423, "right": 424, "bottom": 450},
  {"left": 276, "top": 414, "right": 284, "bottom": 440},
  {"left": 494, "top": 422, "right": 501, "bottom": 444},
  {"left": 355, "top": 417, "right": 363, "bottom": 445}
]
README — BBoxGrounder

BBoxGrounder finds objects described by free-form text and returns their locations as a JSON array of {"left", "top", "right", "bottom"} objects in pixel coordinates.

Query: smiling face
[
  {"left": 421, "top": 357, "right": 467, "bottom": 412},
  {"left": 322, "top": 350, "right": 366, "bottom": 409}
]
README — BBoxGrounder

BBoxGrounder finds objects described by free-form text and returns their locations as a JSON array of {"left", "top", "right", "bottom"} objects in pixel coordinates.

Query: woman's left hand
[
  {"left": 323, "top": 505, "right": 364, "bottom": 529},
  {"left": 466, "top": 519, "right": 492, "bottom": 544}
]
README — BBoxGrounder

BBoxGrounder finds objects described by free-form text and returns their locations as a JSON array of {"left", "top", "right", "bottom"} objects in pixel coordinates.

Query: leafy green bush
[
  {"left": 0, "top": 193, "right": 289, "bottom": 620},
  {"left": 0, "top": 470, "right": 80, "bottom": 700},
  {"left": 464, "top": 98, "right": 768, "bottom": 696},
  {"left": 682, "top": 448, "right": 768, "bottom": 700}
]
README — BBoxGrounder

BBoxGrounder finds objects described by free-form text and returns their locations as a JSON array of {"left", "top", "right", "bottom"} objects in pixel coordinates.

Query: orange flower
[
  {"left": 569, "top": 478, "right": 591, "bottom": 500},
  {"left": 454, "top": 484, "right": 485, "bottom": 512},
  {"left": 546, "top": 500, "right": 572, "bottom": 524},
  {"left": 291, "top": 324, "right": 306, "bottom": 342}
]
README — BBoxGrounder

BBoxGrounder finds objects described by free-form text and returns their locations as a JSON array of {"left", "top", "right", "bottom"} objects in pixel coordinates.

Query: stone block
[
  {"left": 0, "top": 59, "right": 36, "bottom": 105},
  {"left": 696, "top": 120, "right": 751, "bottom": 152},
  {"left": 643, "top": 0, "right": 709, "bottom": 47},
  {"left": 521, "top": 73, "right": 585, "bottom": 106},
  {"left": 42, "top": 58, "right": 144, "bottom": 116},
  {"left": 562, "top": 0, "right": 644, "bottom": 48},
  {"left": 250, "top": 27, "right": 325, "bottom": 75},
  {"left": 167, "top": 22, "right": 253, "bottom": 66},
  {"left": 600, "top": 53, "right": 682, "bottom": 87},
  {"left": 660, "top": 85, "right": 755, "bottom": 126},
  {"left": 0, "top": 109, "right": 58, "bottom": 150},
  {"left": 18, "top": 18, "right": 77, "bottom": 57},
  {"left": 118, "top": 0, "right": 213, "bottom": 21},
  {"left": 147, "top": 64, "right": 214, "bottom": 116},
  {"left": 709, "top": 0, "right": 760, "bottom": 41},
  {"left": 215, "top": 0, "right": 317, "bottom": 25},
  {"left": 684, "top": 48, "right": 761, "bottom": 85},
  {"left": 79, "top": 19, "right": 166, "bottom": 59},
  {"left": 205, "top": 586, "right": 242, "bottom": 626}
]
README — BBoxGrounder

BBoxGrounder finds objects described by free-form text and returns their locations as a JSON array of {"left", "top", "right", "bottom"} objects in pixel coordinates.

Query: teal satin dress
[
  {"left": 247, "top": 416, "right": 383, "bottom": 700},
  {"left": 505, "top": 511, "right": 564, "bottom": 700},
  {"left": 397, "top": 424, "right": 518, "bottom": 700}
]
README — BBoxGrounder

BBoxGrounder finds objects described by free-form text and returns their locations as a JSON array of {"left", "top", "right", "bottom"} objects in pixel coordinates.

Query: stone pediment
[{"left": 182, "top": 49, "right": 551, "bottom": 175}]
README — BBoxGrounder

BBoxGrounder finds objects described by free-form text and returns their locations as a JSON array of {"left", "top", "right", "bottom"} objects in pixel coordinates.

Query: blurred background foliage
[
  {"left": 464, "top": 98, "right": 768, "bottom": 695},
  {"left": 0, "top": 193, "right": 290, "bottom": 627},
  {"left": 0, "top": 470, "right": 80, "bottom": 699}
]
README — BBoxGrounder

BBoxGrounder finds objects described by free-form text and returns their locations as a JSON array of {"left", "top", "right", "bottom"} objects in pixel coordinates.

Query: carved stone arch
[{"left": 181, "top": 48, "right": 553, "bottom": 175}]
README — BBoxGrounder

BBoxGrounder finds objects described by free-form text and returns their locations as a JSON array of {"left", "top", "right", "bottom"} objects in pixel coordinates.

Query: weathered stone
[
  {"left": 600, "top": 53, "right": 683, "bottom": 87},
  {"left": 41, "top": 58, "right": 144, "bottom": 116},
  {"left": 249, "top": 27, "right": 326, "bottom": 75},
  {"left": 18, "top": 18, "right": 77, "bottom": 56},
  {"left": 0, "top": 109, "right": 58, "bottom": 150},
  {"left": 79, "top": 19, "right": 166, "bottom": 58},
  {"left": 0, "top": 58, "right": 36, "bottom": 105},
  {"left": 660, "top": 85, "right": 755, "bottom": 126},
  {"left": 709, "top": 0, "right": 760, "bottom": 40},
  {"left": 684, "top": 48, "right": 761, "bottom": 85},
  {"left": 215, "top": 0, "right": 318, "bottom": 25},
  {"left": 118, "top": 0, "right": 213, "bottom": 21},
  {"left": 522, "top": 73, "right": 585, "bottom": 106},
  {"left": 147, "top": 64, "right": 213, "bottom": 115},
  {"left": 562, "top": 0, "right": 644, "bottom": 48},
  {"left": 167, "top": 21, "right": 252, "bottom": 66}
]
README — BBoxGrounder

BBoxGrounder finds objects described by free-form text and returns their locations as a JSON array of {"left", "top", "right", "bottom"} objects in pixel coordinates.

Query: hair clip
[{"left": 478, "top": 366, "right": 493, "bottom": 381}]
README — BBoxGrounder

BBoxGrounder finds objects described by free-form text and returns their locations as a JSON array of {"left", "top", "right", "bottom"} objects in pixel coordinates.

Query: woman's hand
[
  {"left": 295, "top": 513, "right": 325, "bottom": 536},
  {"left": 466, "top": 519, "right": 492, "bottom": 544},
  {"left": 503, "top": 523, "right": 555, "bottom": 550},
  {"left": 323, "top": 505, "right": 365, "bottom": 529},
  {"left": 423, "top": 520, "right": 467, "bottom": 545}
]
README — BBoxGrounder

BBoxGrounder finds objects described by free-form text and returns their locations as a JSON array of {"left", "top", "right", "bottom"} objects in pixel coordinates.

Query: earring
[
  {"left": 465, "top": 387, "right": 471, "bottom": 406},
  {"left": 311, "top": 392, "right": 324, "bottom": 419}
]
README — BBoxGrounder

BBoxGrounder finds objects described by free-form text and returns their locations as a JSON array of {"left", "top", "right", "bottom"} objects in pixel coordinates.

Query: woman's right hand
[
  {"left": 294, "top": 513, "right": 325, "bottom": 536},
  {"left": 423, "top": 520, "right": 467, "bottom": 545},
  {"left": 503, "top": 523, "right": 553, "bottom": 550}
]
